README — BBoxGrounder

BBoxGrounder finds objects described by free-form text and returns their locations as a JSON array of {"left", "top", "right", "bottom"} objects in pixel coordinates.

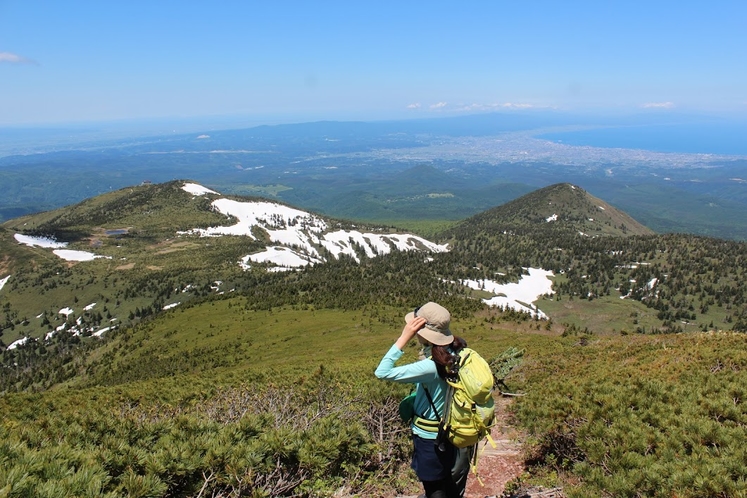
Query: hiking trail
[{"left": 463, "top": 395, "right": 525, "bottom": 497}]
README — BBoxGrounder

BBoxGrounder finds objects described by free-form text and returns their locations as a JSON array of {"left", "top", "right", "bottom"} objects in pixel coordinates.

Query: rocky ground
[{"left": 464, "top": 396, "right": 526, "bottom": 498}]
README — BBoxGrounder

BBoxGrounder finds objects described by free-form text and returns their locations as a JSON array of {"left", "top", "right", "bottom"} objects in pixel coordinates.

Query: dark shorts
[{"left": 411, "top": 434, "right": 456, "bottom": 482}]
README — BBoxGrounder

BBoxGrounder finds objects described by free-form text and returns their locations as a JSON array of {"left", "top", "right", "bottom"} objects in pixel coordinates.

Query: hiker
[{"left": 375, "top": 302, "right": 474, "bottom": 498}]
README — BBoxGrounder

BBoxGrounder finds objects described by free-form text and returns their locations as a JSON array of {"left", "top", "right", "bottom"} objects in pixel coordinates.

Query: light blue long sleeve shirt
[{"left": 375, "top": 344, "right": 448, "bottom": 439}]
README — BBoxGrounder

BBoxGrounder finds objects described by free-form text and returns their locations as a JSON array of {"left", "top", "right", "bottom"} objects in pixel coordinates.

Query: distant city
[{"left": 352, "top": 132, "right": 742, "bottom": 170}]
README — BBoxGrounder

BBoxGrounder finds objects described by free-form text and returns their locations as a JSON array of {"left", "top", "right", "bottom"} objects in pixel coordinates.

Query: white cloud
[
  {"left": 430, "top": 102, "right": 447, "bottom": 109},
  {"left": 501, "top": 102, "right": 536, "bottom": 109},
  {"left": 454, "top": 102, "right": 550, "bottom": 112},
  {"left": 642, "top": 102, "right": 675, "bottom": 109},
  {"left": 476, "top": 103, "right": 532, "bottom": 110},
  {"left": 406, "top": 103, "right": 421, "bottom": 109},
  {"left": 0, "top": 51, "right": 37, "bottom": 64}
]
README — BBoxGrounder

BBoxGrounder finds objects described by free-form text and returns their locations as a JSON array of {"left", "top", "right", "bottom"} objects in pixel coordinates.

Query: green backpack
[
  {"left": 422, "top": 347, "right": 496, "bottom": 448},
  {"left": 444, "top": 347, "right": 496, "bottom": 448}
]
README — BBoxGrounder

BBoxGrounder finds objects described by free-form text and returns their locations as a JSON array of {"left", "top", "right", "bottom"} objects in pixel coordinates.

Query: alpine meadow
[{"left": 1, "top": 132, "right": 747, "bottom": 498}]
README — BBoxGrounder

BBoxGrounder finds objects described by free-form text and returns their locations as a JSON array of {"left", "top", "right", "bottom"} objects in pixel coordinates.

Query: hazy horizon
[{"left": 1, "top": 111, "right": 746, "bottom": 160}]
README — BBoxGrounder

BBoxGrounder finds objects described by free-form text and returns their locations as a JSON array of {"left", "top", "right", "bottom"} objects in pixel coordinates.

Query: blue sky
[{"left": 1, "top": 1, "right": 746, "bottom": 126}]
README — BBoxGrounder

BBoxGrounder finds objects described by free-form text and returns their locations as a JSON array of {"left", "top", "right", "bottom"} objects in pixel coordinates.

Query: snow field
[
  {"left": 180, "top": 182, "right": 448, "bottom": 270},
  {"left": 14, "top": 234, "right": 109, "bottom": 261},
  {"left": 460, "top": 268, "right": 555, "bottom": 319}
]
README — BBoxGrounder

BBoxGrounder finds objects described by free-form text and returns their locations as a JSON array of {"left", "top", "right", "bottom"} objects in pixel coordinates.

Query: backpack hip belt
[{"left": 413, "top": 416, "right": 440, "bottom": 433}]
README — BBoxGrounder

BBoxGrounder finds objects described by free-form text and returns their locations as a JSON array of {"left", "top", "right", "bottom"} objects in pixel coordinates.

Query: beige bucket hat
[{"left": 405, "top": 302, "right": 453, "bottom": 346}]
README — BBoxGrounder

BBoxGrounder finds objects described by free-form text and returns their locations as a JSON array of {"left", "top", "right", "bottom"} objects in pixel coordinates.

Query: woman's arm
[{"left": 375, "top": 317, "right": 437, "bottom": 383}]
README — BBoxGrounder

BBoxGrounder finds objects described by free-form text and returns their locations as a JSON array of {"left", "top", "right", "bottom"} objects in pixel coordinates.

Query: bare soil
[{"left": 464, "top": 396, "right": 525, "bottom": 498}]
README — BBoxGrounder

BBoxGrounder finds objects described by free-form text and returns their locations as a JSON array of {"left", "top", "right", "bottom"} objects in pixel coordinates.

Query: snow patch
[
  {"left": 16, "top": 234, "right": 109, "bottom": 261},
  {"left": 240, "top": 246, "right": 319, "bottom": 270},
  {"left": 460, "top": 268, "right": 555, "bottom": 319},
  {"left": 187, "top": 198, "right": 326, "bottom": 242},
  {"left": 7, "top": 337, "right": 29, "bottom": 350},
  {"left": 320, "top": 230, "right": 446, "bottom": 263},
  {"left": 93, "top": 326, "right": 112, "bottom": 337},
  {"left": 53, "top": 249, "right": 110, "bottom": 262},
  {"left": 14, "top": 234, "right": 67, "bottom": 248},
  {"left": 59, "top": 307, "right": 74, "bottom": 316},
  {"left": 0, "top": 275, "right": 9, "bottom": 292},
  {"left": 182, "top": 182, "right": 218, "bottom": 196},
  {"left": 163, "top": 302, "right": 181, "bottom": 310},
  {"left": 546, "top": 214, "right": 558, "bottom": 222}
]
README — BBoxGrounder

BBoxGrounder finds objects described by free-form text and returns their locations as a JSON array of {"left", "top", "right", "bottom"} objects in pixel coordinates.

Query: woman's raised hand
[{"left": 395, "top": 316, "right": 427, "bottom": 350}]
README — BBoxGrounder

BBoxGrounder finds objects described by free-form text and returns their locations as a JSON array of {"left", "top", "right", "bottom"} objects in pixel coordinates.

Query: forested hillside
[{"left": 440, "top": 184, "right": 747, "bottom": 334}]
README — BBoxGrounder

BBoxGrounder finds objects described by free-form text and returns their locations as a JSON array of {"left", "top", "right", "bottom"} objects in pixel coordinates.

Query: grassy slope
[
  {"left": 538, "top": 294, "right": 665, "bottom": 334},
  {"left": 515, "top": 330, "right": 747, "bottom": 497},
  {"left": 6, "top": 298, "right": 747, "bottom": 496},
  {"left": 76, "top": 299, "right": 535, "bottom": 387},
  {"left": 0, "top": 302, "right": 549, "bottom": 496}
]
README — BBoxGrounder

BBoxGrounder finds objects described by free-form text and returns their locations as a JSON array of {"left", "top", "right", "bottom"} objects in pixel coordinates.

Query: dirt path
[{"left": 464, "top": 396, "right": 525, "bottom": 497}]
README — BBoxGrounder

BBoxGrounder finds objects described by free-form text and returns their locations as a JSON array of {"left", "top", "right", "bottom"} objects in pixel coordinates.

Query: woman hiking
[{"left": 375, "top": 302, "right": 473, "bottom": 498}]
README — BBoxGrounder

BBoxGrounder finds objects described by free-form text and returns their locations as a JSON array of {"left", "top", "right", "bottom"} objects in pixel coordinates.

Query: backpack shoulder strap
[
  {"left": 422, "top": 385, "right": 441, "bottom": 423},
  {"left": 422, "top": 384, "right": 455, "bottom": 425}
]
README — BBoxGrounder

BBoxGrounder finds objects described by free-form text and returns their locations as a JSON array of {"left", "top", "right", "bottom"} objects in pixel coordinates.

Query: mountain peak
[{"left": 446, "top": 182, "right": 653, "bottom": 238}]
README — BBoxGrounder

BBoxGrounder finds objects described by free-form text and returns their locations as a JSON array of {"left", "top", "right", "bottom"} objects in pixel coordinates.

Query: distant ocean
[{"left": 538, "top": 122, "right": 747, "bottom": 156}]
